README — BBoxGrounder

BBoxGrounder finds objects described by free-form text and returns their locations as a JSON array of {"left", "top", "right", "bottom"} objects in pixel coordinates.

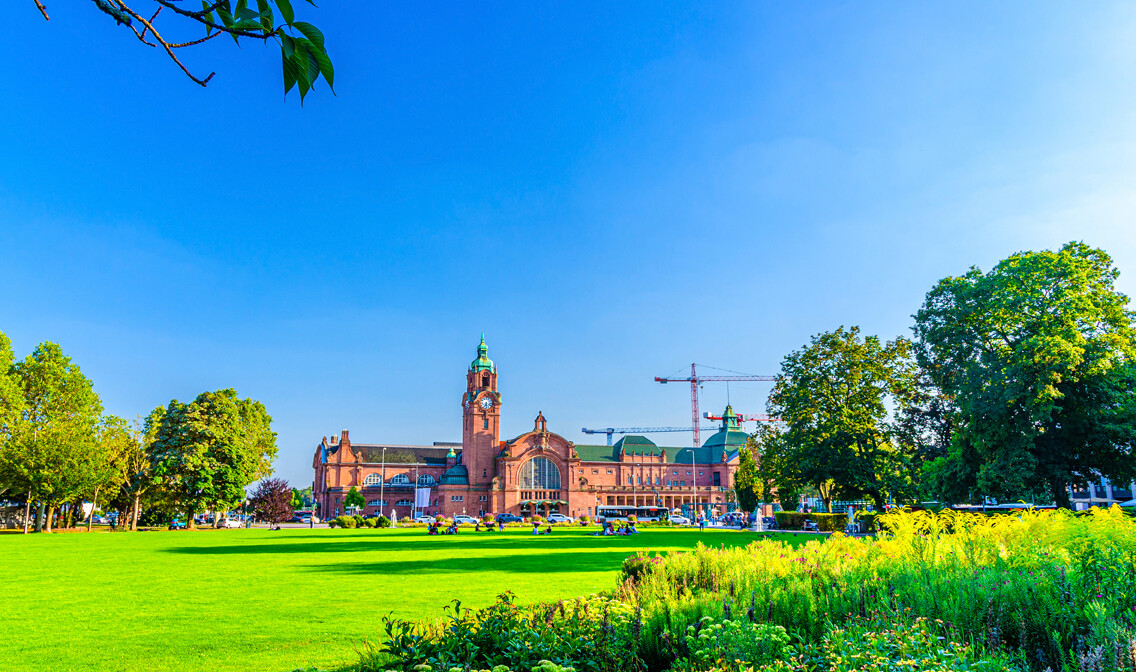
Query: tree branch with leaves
[{"left": 35, "top": 0, "right": 333, "bottom": 103}]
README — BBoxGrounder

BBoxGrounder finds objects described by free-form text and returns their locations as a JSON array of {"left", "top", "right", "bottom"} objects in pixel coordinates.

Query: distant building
[
  {"left": 312, "top": 336, "right": 744, "bottom": 519},
  {"left": 1070, "top": 477, "right": 1135, "bottom": 510}
]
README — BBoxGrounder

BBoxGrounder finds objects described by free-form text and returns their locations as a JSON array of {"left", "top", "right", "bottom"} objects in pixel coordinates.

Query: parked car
[
  {"left": 218, "top": 518, "right": 242, "bottom": 529},
  {"left": 168, "top": 519, "right": 187, "bottom": 530},
  {"left": 669, "top": 515, "right": 691, "bottom": 526},
  {"left": 495, "top": 513, "right": 523, "bottom": 523},
  {"left": 414, "top": 515, "right": 436, "bottom": 524},
  {"left": 453, "top": 515, "right": 479, "bottom": 525},
  {"left": 547, "top": 513, "right": 574, "bottom": 524},
  {"left": 289, "top": 514, "right": 312, "bottom": 523}
]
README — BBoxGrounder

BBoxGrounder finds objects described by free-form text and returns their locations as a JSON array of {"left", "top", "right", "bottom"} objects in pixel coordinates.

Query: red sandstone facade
[{"left": 313, "top": 338, "right": 743, "bottom": 520}]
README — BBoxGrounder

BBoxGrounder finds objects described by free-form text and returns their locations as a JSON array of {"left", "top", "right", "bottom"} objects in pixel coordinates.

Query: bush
[
  {"left": 620, "top": 554, "right": 663, "bottom": 585},
  {"left": 333, "top": 515, "right": 357, "bottom": 529},
  {"left": 482, "top": 514, "right": 495, "bottom": 525},
  {"left": 630, "top": 507, "right": 1136, "bottom": 671},
  {"left": 326, "top": 518, "right": 337, "bottom": 529},
  {"left": 353, "top": 514, "right": 364, "bottom": 528},
  {"left": 361, "top": 592, "right": 643, "bottom": 672},
  {"left": 530, "top": 515, "right": 544, "bottom": 523},
  {"left": 579, "top": 515, "right": 591, "bottom": 525},
  {"left": 376, "top": 515, "right": 391, "bottom": 528},
  {"left": 773, "top": 511, "right": 844, "bottom": 531},
  {"left": 626, "top": 514, "right": 637, "bottom": 523},
  {"left": 677, "top": 616, "right": 790, "bottom": 670},
  {"left": 363, "top": 517, "right": 377, "bottom": 528},
  {"left": 855, "top": 511, "right": 879, "bottom": 532}
]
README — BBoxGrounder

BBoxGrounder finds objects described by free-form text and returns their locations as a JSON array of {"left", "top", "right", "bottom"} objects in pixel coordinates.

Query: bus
[{"left": 596, "top": 505, "right": 668, "bottom": 523}]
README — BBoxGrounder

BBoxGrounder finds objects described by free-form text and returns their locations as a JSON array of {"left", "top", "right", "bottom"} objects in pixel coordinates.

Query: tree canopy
[
  {"left": 914, "top": 241, "right": 1136, "bottom": 507},
  {"left": 766, "top": 326, "right": 918, "bottom": 512},
  {"left": 149, "top": 388, "right": 277, "bottom": 528}
]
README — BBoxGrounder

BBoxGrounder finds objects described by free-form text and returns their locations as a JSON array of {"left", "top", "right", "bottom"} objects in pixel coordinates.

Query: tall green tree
[
  {"left": 732, "top": 439, "right": 761, "bottom": 513},
  {"left": 767, "top": 326, "right": 918, "bottom": 512},
  {"left": 149, "top": 389, "right": 277, "bottom": 529},
  {"left": 913, "top": 241, "right": 1136, "bottom": 508},
  {"left": 1, "top": 342, "right": 103, "bottom": 532},
  {"left": 85, "top": 414, "right": 139, "bottom": 531},
  {"left": 343, "top": 486, "right": 364, "bottom": 511}
]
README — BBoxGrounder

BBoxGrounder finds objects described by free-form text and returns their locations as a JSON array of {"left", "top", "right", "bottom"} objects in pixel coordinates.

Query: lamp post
[{"left": 379, "top": 446, "right": 387, "bottom": 519}]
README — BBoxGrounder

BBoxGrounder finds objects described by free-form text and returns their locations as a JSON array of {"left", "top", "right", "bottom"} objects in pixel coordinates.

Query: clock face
[{"left": 479, "top": 396, "right": 494, "bottom": 410}]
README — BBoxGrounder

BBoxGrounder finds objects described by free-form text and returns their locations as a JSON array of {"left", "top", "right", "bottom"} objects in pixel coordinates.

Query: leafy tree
[
  {"left": 149, "top": 389, "right": 277, "bottom": 529},
  {"left": 251, "top": 477, "right": 293, "bottom": 524},
  {"left": 290, "top": 487, "right": 303, "bottom": 510},
  {"left": 343, "top": 485, "right": 364, "bottom": 511},
  {"left": 84, "top": 414, "right": 137, "bottom": 531},
  {"left": 913, "top": 241, "right": 1136, "bottom": 508},
  {"left": 732, "top": 439, "right": 761, "bottom": 513},
  {"left": 751, "top": 425, "right": 800, "bottom": 511},
  {"left": 1, "top": 342, "right": 103, "bottom": 532},
  {"left": 34, "top": 0, "right": 332, "bottom": 103},
  {"left": 767, "top": 326, "right": 918, "bottom": 512}
]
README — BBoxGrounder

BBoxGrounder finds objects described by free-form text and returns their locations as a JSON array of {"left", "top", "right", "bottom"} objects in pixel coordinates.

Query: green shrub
[
  {"left": 333, "top": 515, "right": 357, "bottom": 529},
  {"left": 677, "top": 616, "right": 789, "bottom": 671},
  {"left": 773, "top": 511, "right": 843, "bottom": 531},
  {"left": 620, "top": 554, "right": 662, "bottom": 585},
  {"left": 482, "top": 514, "right": 495, "bottom": 525},
  {"left": 376, "top": 515, "right": 391, "bottom": 528},
  {"left": 362, "top": 592, "right": 643, "bottom": 672},
  {"left": 855, "top": 511, "right": 879, "bottom": 532},
  {"left": 747, "top": 618, "right": 1025, "bottom": 671},
  {"left": 363, "top": 517, "right": 377, "bottom": 528},
  {"left": 353, "top": 514, "right": 364, "bottom": 528}
]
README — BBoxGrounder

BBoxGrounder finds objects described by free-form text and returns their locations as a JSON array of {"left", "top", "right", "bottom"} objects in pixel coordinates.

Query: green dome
[
  {"left": 702, "top": 405, "right": 747, "bottom": 449},
  {"left": 469, "top": 333, "right": 496, "bottom": 373},
  {"left": 440, "top": 464, "right": 469, "bottom": 485}
]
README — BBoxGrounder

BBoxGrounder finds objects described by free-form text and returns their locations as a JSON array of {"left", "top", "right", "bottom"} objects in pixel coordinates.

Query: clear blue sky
[{"left": 3, "top": 2, "right": 1136, "bottom": 487}]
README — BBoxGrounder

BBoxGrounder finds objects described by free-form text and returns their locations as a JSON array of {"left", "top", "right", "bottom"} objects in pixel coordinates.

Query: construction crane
[
  {"left": 703, "top": 411, "right": 781, "bottom": 424},
  {"left": 655, "top": 364, "right": 776, "bottom": 448},
  {"left": 580, "top": 426, "right": 721, "bottom": 446}
]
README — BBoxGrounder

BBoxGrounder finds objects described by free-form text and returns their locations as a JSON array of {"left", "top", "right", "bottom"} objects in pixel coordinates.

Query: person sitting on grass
[
  {"left": 498, "top": 519, "right": 505, "bottom": 531},
  {"left": 628, "top": 521, "right": 638, "bottom": 534},
  {"left": 545, "top": 524, "right": 552, "bottom": 534},
  {"left": 532, "top": 521, "right": 539, "bottom": 536}
]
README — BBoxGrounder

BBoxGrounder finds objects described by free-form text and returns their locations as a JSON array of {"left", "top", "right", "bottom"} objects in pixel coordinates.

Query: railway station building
[{"left": 312, "top": 336, "right": 744, "bottom": 520}]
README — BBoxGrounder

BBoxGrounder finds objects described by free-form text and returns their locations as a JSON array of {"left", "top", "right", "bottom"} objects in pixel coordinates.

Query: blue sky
[{"left": 3, "top": 2, "right": 1136, "bottom": 486}]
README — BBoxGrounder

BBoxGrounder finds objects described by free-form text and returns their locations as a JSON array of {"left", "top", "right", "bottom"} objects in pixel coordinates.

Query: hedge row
[{"left": 774, "top": 512, "right": 846, "bottom": 531}]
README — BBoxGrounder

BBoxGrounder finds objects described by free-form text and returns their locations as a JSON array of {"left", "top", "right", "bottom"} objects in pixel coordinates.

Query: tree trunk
[
  {"left": 1052, "top": 478, "right": 1072, "bottom": 510},
  {"left": 187, "top": 508, "right": 196, "bottom": 530},
  {"left": 34, "top": 502, "right": 44, "bottom": 532},
  {"left": 87, "top": 487, "right": 100, "bottom": 532},
  {"left": 22, "top": 493, "right": 31, "bottom": 535},
  {"left": 131, "top": 494, "right": 141, "bottom": 531},
  {"left": 215, "top": 508, "right": 227, "bottom": 528},
  {"left": 44, "top": 505, "right": 55, "bottom": 533}
]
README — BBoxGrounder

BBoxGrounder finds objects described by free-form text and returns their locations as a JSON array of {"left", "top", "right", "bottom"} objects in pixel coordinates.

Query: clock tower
[{"left": 462, "top": 334, "right": 500, "bottom": 486}]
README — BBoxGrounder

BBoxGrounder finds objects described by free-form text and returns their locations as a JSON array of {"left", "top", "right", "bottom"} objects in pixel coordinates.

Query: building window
[
  {"left": 713, "top": 472, "right": 721, "bottom": 486},
  {"left": 637, "top": 477, "right": 642, "bottom": 485},
  {"left": 655, "top": 477, "right": 661, "bottom": 485},
  {"left": 627, "top": 477, "right": 632, "bottom": 485},
  {"left": 484, "top": 418, "right": 489, "bottom": 429},
  {"left": 680, "top": 481, "right": 685, "bottom": 487},
  {"left": 666, "top": 480, "right": 671, "bottom": 487},
  {"left": 686, "top": 471, "right": 691, "bottom": 475},
  {"left": 417, "top": 474, "right": 437, "bottom": 487},
  {"left": 367, "top": 499, "right": 387, "bottom": 507},
  {"left": 363, "top": 473, "right": 382, "bottom": 487},
  {"left": 592, "top": 469, "right": 599, "bottom": 474},
  {"left": 607, "top": 469, "right": 613, "bottom": 474},
  {"left": 699, "top": 471, "right": 704, "bottom": 476},
  {"left": 482, "top": 373, "right": 490, "bottom": 387},
  {"left": 518, "top": 456, "right": 562, "bottom": 490},
  {"left": 673, "top": 471, "right": 678, "bottom": 475},
  {"left": 390, "top": 474, "right": 410, "bottom": 485},
  {"left": 396, "top": 499, "right": 413, "bottom": 506}
]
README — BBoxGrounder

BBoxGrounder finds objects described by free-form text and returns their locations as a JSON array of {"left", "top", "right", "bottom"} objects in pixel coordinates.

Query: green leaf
[
  {"left": 236, "top": 0, "right": 249, "bottom": 18},
  {"left": 237, "top": 6, "right": 260, "bottom": 22},
  {"left": 292, "top": 21, "right": 324, "bottom": 49},
  {"left": 202, "top": 1, "right": 215, "bottom": 35},
  {"left": 306, "top": 47, "right": 320, "bottom": 87},
  {"left": 309, "top": 45, "right": 334, "bottom": 91},
  {"left": 275, "top": 0, "right": 295, "bottom": 26},
  {"left": 280, "top": 33, "right": 295, "bottom": 58},
  {"left": 256, "top": 0, "right": 274, "bottom": 33},
  {"left": 281, "top": 45, "right": 298, "bottom": 95},
  {"left": 217, "top": 7, "right": 236, "bottom": 28},
  {"left": 293, "top": 42, "right": 311, "bottom": 102}
]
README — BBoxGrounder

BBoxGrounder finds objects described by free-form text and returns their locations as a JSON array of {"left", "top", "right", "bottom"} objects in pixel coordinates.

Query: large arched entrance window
[
  {"left": 362, "top": 473, "right": 382, "bottom": 487},
  {"left": 518, "top": 457, "right": 561, "bottom": 490}
]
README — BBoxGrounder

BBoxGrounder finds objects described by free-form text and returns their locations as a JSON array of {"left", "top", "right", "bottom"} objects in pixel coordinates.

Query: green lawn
[{"left": 1, "top": 526, "right": 799, "bottom": 672}]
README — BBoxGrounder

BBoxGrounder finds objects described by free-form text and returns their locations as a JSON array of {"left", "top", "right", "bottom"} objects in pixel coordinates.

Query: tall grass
[{"left": 628, "top": 507, "right": 1136, "bottom": 672}]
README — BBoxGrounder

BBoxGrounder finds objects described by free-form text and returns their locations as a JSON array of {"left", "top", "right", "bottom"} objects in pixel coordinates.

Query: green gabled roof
[
  {"left": 701, "top": 428, "right": 749, "bottom": 450},
  {"left": 613, "top": 435, "right": 659, "bottom": 452},
  {"left": 671, "top": 447, "right": 717, "bottom": 464},
  {"left": 573, "top": 444, "right": 619, "bottom": 462},
  {"left": 573, "top": 443, "right": 724, "bottom": 466}
]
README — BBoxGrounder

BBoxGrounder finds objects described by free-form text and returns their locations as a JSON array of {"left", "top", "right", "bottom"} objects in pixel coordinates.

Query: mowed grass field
[{"left": 1, "top": 526, "right": 794, "bottom": 672}]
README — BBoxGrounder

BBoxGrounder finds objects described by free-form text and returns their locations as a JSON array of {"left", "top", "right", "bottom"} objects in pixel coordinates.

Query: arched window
[
  {"left": 390, "top": 474, "right": 410, "bottom": 486},
  {"left": 518, "top": 457, "right": 561, "bottom": 490},
  {"left": 417, "top": 475, "right": 436, "bottom": 487},
  {"left": 363, "top": 473, "right": 382, "bottom": 487}
]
